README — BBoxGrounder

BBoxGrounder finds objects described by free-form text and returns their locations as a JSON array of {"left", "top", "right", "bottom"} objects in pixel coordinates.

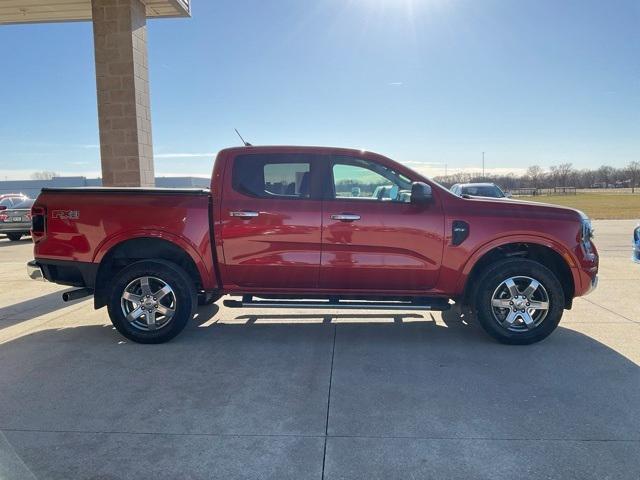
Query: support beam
[{"left": 92, "top": 0, "right": 154, "bottom": 187}]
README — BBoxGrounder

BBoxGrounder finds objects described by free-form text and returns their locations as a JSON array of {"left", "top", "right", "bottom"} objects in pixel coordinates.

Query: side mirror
[{"left": 411, "top": 182, "right": 433, "bottom": 204}]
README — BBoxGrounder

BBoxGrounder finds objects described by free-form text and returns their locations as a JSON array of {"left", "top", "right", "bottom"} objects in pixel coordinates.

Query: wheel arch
[
  {"left": 459, "top": 237, "right": 577, "bottom": 309},
  {"left": 93, "top": 236, "right": 204, "bottom": 309}
]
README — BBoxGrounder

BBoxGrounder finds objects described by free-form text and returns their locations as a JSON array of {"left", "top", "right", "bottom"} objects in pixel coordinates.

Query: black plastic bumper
[{"left": 29, "top": 259, "right": 99, "bottom": 289}]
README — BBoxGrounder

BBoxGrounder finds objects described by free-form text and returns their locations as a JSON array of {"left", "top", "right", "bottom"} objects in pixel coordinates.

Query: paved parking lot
[{"left": 1, "top": 220, "right": 639, "bottom": 479}]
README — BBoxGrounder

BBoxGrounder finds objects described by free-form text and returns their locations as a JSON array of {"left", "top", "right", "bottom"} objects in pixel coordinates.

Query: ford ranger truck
[{"left": 27, "top": 146, "right": 599, "bottom": 344}]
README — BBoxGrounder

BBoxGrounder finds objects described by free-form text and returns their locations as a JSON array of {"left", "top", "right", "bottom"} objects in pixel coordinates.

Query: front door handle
[
  {"left": 331, "top": 214, "right": 361, "bottom": 222},
  {"left": 230, "top": 211, "right": 260, "bottom": 218}
]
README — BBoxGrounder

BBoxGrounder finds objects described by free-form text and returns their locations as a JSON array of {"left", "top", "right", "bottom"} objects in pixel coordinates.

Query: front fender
[{"left": 454, "top": 233, "right": 579, "bottom": 296}]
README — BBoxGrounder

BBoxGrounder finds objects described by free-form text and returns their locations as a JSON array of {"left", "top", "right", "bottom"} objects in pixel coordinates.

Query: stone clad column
[{"left": 91, "top": 0, "right": 154, "bottom": 187}]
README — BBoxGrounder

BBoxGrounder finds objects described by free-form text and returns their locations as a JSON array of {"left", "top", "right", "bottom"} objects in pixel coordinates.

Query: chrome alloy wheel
[
  {"left": 120, "top": 276, "right": 177, "bottom": 331},
  {"left": 490, "top": 276, "right": 550, "bottom": 332}
]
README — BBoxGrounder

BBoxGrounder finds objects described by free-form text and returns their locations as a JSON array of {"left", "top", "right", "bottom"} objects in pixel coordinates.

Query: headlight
[
  {"left": 579, "top": 214, "right": 595, "bottom": 258},
  {"left": 581, "top": 218, "right": 594, "bottom": 243}
]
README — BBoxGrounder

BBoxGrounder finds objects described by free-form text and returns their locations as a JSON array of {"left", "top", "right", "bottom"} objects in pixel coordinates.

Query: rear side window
[{"left": 232, "top": 154, "right": 314, "bottom": 199}]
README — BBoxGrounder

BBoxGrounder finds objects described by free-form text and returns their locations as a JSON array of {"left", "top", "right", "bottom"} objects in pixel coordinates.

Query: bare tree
[
  {"left": 550, "top": 163, "right": 573, "bottom": 187},
  {"left": 526, "top": 165, "right": 545, "bottom": 189},
  {"left": 628, "top": 161, "right": 640, "bottom": 193},
  {"left": 597, "top": 165, "right": 615, "bottom": 188},
  {"left": 432, "top": 164, "right": 633, "bottom": 193},
  {"left": 576, "top": 168, "right": 596, "bottom": 189},
  {"left": 30, "top": 171, "right": 59, "bottom": 180}
]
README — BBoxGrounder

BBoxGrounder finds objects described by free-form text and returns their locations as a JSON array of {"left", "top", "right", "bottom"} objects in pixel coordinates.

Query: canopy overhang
[{"left": 0, "top": 0, "right": 190, "bottom": 24}]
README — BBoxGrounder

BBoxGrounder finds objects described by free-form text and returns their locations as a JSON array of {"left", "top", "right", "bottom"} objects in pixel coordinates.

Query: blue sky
[{"left": 0, "top": 0, "right": 638, "bottom": 180}]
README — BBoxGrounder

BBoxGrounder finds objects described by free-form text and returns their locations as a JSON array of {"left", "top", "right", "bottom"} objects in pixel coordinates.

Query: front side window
[
  {"left": 331, "top": 158, "right": 412, "bottom": 203},
  {"left": 233, "top": 155, "right": 313, "bottom": 199}
]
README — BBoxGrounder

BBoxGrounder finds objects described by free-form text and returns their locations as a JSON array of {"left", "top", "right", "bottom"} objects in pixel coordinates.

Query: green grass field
[{"left": 520, "top": 193, "right": 640, "bottom": 220}]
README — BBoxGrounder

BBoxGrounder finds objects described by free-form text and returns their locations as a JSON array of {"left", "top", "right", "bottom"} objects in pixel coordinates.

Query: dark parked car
[
  {"left": 450, "top": 183, "right": 510, "bottom": 199},
  {"left": 0, "top": 198, "right": 34, "bottom": 241}
]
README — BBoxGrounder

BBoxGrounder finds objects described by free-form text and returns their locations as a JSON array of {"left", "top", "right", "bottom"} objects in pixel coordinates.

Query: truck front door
[
  {"left": 319, "top": 156, "right": 444, "bottom": 292},
  {"left": 220, "top": 153, "right": 324, "bottom": 289}
]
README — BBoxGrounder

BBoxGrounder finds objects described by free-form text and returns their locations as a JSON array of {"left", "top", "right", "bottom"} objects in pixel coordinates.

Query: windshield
[
  {"left": 461, "top": 185, "right": 505, "bottom": 198},
  {"left": 12, "top": 199, "right": 34, "bottom": 209}
]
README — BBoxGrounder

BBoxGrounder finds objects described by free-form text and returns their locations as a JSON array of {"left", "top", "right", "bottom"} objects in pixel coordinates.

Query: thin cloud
[
  {"left": 388, "top": 82, "right": 403, "bottom": 86},
  {"left": 155, "top": 153, "right": 216, "bottom": 159},
  {"left": 0, "top": 169, "right": 101, "bottom": 180},
  {"left": 403, "top": 160, "right": 443, "bottom": 166},
  {"left": 410, "top": 163, "right": 527, "bottom": 178},
  {"left": 156, "top": 172, "right": 210, "bottom": 178}
]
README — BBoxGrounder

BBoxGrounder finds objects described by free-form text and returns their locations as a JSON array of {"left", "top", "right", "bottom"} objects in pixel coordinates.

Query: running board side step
[{"left": 223, "top": 298, "right": 450, "bottom": 311}]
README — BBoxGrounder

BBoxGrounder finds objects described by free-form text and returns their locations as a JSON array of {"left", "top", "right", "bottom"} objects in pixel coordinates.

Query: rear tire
[
  {"left": 107, "top": 259, "right": 196, "bottom": 344},
  {"left": 7, "top": 233, "right": 22, "bottom": 241},
  {"left": 474, "top": 258, "right": 565, "bottom": 345}
]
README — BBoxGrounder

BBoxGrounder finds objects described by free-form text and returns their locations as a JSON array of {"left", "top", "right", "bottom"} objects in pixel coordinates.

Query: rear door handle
[
  {"left": 331, "top": 214, "right": 361, "bottom": 222},
  {"left": 230, "top": 211, "right": 260, "bottom": 218}
]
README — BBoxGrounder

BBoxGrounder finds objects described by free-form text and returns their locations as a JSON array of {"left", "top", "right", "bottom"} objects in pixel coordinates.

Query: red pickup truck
[{"left": 28, "top": 146, "right": 598, "bottom": 345}]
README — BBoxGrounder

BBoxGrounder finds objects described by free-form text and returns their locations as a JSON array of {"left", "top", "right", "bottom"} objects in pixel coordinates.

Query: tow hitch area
[{"left": 223, "top": 295, "right": 451, "bottom": 311}]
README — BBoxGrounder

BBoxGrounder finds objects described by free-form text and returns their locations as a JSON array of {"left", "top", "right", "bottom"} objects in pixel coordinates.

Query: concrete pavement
[{"left": 0, "top": 220, "right": 639, "bottom": 479}]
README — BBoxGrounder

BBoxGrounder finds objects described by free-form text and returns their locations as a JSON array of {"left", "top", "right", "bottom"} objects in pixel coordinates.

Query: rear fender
[{"left": 93, "top": 230, "right": 217, "bottom": 290}]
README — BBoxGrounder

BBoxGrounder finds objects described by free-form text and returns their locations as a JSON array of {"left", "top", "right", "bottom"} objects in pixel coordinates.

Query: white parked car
[{"left": 450, "top": 182, "right": 511, "bottom": 199}]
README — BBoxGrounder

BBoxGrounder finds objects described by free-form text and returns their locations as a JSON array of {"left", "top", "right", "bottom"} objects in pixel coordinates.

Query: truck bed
[{"left": 32, "top": 187, "right": 218, "bottom": 292}]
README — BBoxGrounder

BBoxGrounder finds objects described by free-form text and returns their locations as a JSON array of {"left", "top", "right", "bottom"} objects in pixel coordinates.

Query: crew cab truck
[{"left": 28, "top": 146, "right": 599, "bottom": 345}]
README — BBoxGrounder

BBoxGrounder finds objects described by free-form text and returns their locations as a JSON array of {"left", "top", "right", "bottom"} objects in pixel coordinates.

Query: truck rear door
[{"left": 219, "top": 153, "right": 324, "bottom": 289}]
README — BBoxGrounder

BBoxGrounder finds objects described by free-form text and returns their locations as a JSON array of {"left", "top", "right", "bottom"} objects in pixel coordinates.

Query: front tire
[
  {"left": 107, "top": 259, "right": 196, "bottom": 344},
  {"left": 7, "top": 233, "right": 22, "bottom": 241},
  {"left": 474, "top": 258, "right": 565, "bottom": 345}
]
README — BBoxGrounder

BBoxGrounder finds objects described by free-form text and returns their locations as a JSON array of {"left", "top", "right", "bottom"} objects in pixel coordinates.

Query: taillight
[
  {"left": 0, "top": 213, "right": 7, "bottom": 222},
  {"left": 31, "top": 206, "right": 46, "bottom": 236}
]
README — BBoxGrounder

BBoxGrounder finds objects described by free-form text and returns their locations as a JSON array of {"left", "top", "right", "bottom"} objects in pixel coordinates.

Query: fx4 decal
[{"left": 52, "top": 210, "right": 80, "bottom": 220}]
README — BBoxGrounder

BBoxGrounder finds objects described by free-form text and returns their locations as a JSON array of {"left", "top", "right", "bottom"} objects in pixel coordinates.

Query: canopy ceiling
[{"left": 0, "top": 0, "right": 190, "bottom": 24}]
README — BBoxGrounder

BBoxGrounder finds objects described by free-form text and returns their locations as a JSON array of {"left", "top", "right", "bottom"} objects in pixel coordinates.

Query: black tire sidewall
[
  {"left": 107, "top": 260, "right": 196, "bottom": 344},
  {"left": 475, "top": 258, "right": 565, "bottom": 345},
  {"left": 7, "top": 233, "right": 22, "bottom": 241}
]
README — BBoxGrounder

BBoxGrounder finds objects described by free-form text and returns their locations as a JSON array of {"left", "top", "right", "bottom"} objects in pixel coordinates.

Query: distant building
[{"left": 0, "top": 176, "right": 209, "bottom": 199}]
